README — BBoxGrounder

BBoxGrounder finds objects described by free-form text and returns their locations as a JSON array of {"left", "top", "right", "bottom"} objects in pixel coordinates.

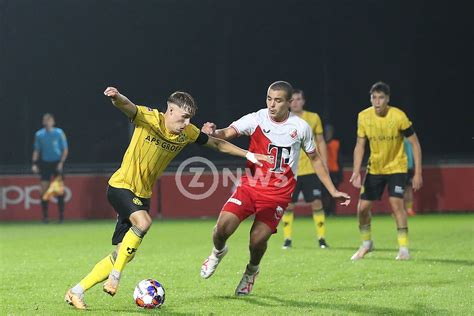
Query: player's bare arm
[
  {"left": 201, "top": 122, "right": 238, "bottom": 140},
  {"left": 32, "top": 149, "right": 40, "bottom": 174},
  {"left": 407, "top": 133, "right": 423, "bottom": 191},
  {"left": 204, "top": 136, "right": 271, "bottom": 166},
  {"left": 315, "top": 133, "right": 328, "bottom": 165},
  {"left": 307, "top": 150, "right": 350, "bottom": 205},
  {"left": 350, "top": 136, "right": 366, "bottom": 188},
  {"left": 104, "top": 87, "right": 138, "bottom": 119},
  {"left": 57, "top": 148, "right": 69, "bottom": 172}
]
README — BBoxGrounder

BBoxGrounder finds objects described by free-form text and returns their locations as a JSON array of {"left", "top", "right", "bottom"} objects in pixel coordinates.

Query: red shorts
[{"left": 222, "top": 185, "right": 291, "bottom": 233}]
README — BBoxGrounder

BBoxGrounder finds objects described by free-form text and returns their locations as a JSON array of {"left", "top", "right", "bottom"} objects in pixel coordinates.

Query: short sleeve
[
  {"left": 399, "top": 111, "right": 412, "bottom": 131},
  {"left": 33, "top": 132, "right": 40, "bottom": 151},
  {"left": 313, "top": 113, "right": 324, "bottom": 135},
  {"left": 59, "top": 129, "right": 68, "bottom": 150},
  {"left": 229, "top": 112, "right": 257, "bottom": 136},
  {"left": 132, "top": 105, "right": 159, "bottom": 128},
  {"left": 357, "top": 113, "right": 366, "bottom": 138},
  {"left": 302, "top": 122, "right": 316, "bottom": 153},
  {"left": 184, "top": 124, "right": 201, "bottom": 143}
]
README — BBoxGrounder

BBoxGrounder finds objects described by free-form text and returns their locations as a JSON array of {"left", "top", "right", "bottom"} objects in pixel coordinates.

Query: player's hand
[
  {"left": 349, "top": 172, "right": 361, "bottom": 188},
  {"left": 104, "top": 87, "right": 120, "bottom": 99},
  {"left": 57, "top": 162, "right": 64, "bottom": 172},
  {"left": 331, "top": 190, "right": 351, "bottom": 206},
  {"left": 201, "top": 122, "right": 216, "bottom": 135},
  {"left": 32, "top": 164, "right": 39, "bottom": 174},
  {"left": 412, "top": 173, "right": 423, "bottom": 191}
]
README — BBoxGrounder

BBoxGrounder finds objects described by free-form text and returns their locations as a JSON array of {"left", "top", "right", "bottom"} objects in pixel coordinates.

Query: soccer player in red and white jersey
[{"left": 199, "top": 81, "right": 350, "bottom": 296}]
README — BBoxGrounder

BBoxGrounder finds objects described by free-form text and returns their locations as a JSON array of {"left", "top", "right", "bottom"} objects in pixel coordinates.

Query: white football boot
[
  {"left": 351, "top": 240, "right": 374, "bottom": 261},
  {"left": 396, "top": 247, "right": 410, "bottom": 260},
  {"left": 200, "top": 246, "right": 228, "bottom": 279},
  {"left": 235, "top": 266, "right": 259, "bottom": 296}
]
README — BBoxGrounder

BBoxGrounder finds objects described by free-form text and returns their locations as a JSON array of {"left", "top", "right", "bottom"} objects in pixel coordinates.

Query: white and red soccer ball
[{"left": 133, "top": 279, "right": 165, "bottom": 309}]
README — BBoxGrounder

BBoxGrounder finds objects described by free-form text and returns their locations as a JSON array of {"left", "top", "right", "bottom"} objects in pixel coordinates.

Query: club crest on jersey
[
  {"left": 132, "top": 197, "right": 143, "bottom": 206},
  {"left": 177, "top": 134, "right": 187, "bottom": 142},
  {"left": 290, "top": 129, "right": 297, "bottom": 139},
  {"left": 275, "top": 206, "right": 284, "bottom": 219}
]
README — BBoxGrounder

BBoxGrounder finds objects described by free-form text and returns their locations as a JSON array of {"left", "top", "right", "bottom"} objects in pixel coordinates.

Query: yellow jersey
[
  {"left": 297, "top": 110, "right": 324, "bottom": 176},
  {"left": 109, "top": 105, "right": 201, "bottom": 198},
  {"left": 357, "top": 106, "right": 412, "bottom": 175}
]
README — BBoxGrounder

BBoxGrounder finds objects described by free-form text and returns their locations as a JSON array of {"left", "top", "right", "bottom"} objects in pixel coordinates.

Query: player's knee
[
  {"left": 133, "top": 215, "right": 152, "bottom": 232},
  {"left": 311, "top": 199, "right": 323, "bottom": 210}
]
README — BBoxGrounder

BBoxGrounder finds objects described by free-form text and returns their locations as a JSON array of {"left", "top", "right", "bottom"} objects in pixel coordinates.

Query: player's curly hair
[{"left": 167, "top": 91, "right": 197, "bottom": 116}]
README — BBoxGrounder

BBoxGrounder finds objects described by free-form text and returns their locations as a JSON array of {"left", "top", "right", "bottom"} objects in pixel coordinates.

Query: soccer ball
[{"left": 133, "top": 279, "right": 165, "bottom": 309}]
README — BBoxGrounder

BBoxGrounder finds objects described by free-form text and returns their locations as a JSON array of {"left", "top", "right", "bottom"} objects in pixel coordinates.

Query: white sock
[
  {"left": 362, "top": 240, "right": 372, "bottom": 249},
  {"left": 110, "top": 269, "right": 121, "bottom": 280},
  {"left": 212, "top": 246, "right": 226, "bottom": 257},
  {"left": 71, "top": 284, "right": 84, "bottom": 296}
]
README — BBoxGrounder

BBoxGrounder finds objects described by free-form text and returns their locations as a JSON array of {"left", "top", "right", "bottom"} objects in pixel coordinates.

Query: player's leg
[
  {"left": 389, "top": 173, "right": 410, "bottom": 260},
  {"left": 40, "top": 180, "right": 50, "bottom": 223},
  {"left": 235, "top": 220, "right": 272, "bottom": 296},
  {"left": 311, "top": 198, "right": 328, "bottom": 248},
  {"left": 66, "top": 210, "right": 140, "bottom": 308},
  {"left": 404, "top": 170, "right": 415, "bottom": 216},
  {"left": 301, "top": 174, "right": 327, "bottom": 248},
  {"left": 53, "top": 166, "right": 66, "bottom": 223},
  {"left": 282, "top": 179, "right": 302, "bottom": 248},
  {"left": 201, "top": 187, "right": 254, "bottom": 279},
  {"left": 281, "top": 202, "right": 295, "bottom": 249},
  {"left": 236, "top": 199, "right": 287, "bottom": 296},
  {"left": 351, "top": 174, "right": 385, "bottom": 260},
  {"left": 104, "top": 210, "right": 151, "bottom": 295}
]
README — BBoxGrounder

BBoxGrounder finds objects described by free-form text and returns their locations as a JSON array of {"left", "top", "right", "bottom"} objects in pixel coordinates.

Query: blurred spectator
[{"left": 32, "top": 113, "right": 69, "bottom": 223}]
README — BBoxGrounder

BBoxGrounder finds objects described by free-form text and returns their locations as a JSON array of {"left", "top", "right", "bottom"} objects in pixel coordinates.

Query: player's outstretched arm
[
  {"left": 315, "top": 134, "right": 328, "bottom": 165},
  {"left": 350, "top": 137, "right": 366, "bottom": 188},
  {"left": 201, "top": 122, "right": 238, "bottom": 140},
  {"left": 407, "top": 133, "right": 423, "bottom": 191},
  {"left": 204, "top": 136, "right": 272, "bottom": 166},
  {"left": 103, "top": 87, "right": 137, "bottom": 119},
  {"left": 307, "top": 150, "right": 351, "bottom": 206}
]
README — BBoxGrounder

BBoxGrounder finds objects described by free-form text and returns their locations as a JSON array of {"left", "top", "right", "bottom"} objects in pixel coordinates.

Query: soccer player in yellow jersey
[
  {"left": 350, "top": 82, "right": 423, "bottom": 261},
  {"left": 64, "top": 87, "right": 270, "bottom": 309},
  {"left": 281, "top": 89, "right": 330, "bottom": 249}
]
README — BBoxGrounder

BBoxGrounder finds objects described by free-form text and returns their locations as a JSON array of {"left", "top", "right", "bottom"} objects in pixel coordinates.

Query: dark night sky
[{"left": 0, "top": 0, "right": 472, "bottom": 166}]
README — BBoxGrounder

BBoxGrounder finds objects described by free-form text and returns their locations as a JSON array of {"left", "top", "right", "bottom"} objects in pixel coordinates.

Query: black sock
[
  {"left": 57, "top": 195, "right": 65, "bottom": 221},
  {"left": 41, "top": 200, "right": 49, "bottom": 221}
]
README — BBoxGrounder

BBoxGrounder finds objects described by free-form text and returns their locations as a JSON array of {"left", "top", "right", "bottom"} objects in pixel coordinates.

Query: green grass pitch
[{"left": 1, "top": 214, "right": 473, "bottom": 315}]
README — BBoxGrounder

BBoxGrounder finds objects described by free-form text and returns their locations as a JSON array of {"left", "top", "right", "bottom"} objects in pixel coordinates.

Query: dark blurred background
[{"left": 1, "top": 0, "right": 472, "bottom": 170}]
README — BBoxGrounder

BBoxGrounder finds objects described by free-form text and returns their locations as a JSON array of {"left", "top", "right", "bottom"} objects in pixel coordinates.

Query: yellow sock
[
  {"left": 397, "top": 227, "right": 409, "bottom": 248},
  {"left": 78, "top": 253, "right": 115, "bottom": 291},
  {"left": 282, "top": 210, "right": 294, "bottom": 240},
  {"left": 406, "top": 201, "right": 413, "bottom": 210},
  {"left": 360, "top": 224, "right": 371, "bottom": 242},
  {"left": 312, "top": 208, "right": 326, "bottom": 239},
  {"left": 113, "top": 226, "right": 144, "bottom": 273}
]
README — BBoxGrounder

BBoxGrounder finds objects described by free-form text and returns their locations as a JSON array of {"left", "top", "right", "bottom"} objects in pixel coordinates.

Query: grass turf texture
[{"left": 0, "top": 214, "right": 473, "bottom": 315}]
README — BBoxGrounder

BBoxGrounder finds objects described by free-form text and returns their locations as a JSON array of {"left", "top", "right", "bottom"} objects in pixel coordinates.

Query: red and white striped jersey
[{"left": 230, "top": 108, "right": 316, "bottom": 198}]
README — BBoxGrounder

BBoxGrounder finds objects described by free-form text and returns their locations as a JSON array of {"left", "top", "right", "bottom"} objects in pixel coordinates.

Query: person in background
[
  {"left": 32, "top": 113, "right": 69, "bottom": 223},
  {"left": 404, "top": 137, "right": 416, "bottom": 216},
  {"left": 322, "top": 124, "right": 343, "bottom": 216}
]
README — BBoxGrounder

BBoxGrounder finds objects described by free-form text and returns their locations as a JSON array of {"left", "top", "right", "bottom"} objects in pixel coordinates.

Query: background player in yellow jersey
[
  {"left": 65, "top": 87, "right": 271, "bottom": 309},
  {"left": 281, "top": 89, "right": 330, "bottom": 249},
  {"left": 350, "top": 82, "right": 423, "bottom": 261}
]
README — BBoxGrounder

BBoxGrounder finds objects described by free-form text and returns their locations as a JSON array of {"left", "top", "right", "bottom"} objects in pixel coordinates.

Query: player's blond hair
[{"left": 167, "top": 91, "right": 197, "bottom": 117}]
